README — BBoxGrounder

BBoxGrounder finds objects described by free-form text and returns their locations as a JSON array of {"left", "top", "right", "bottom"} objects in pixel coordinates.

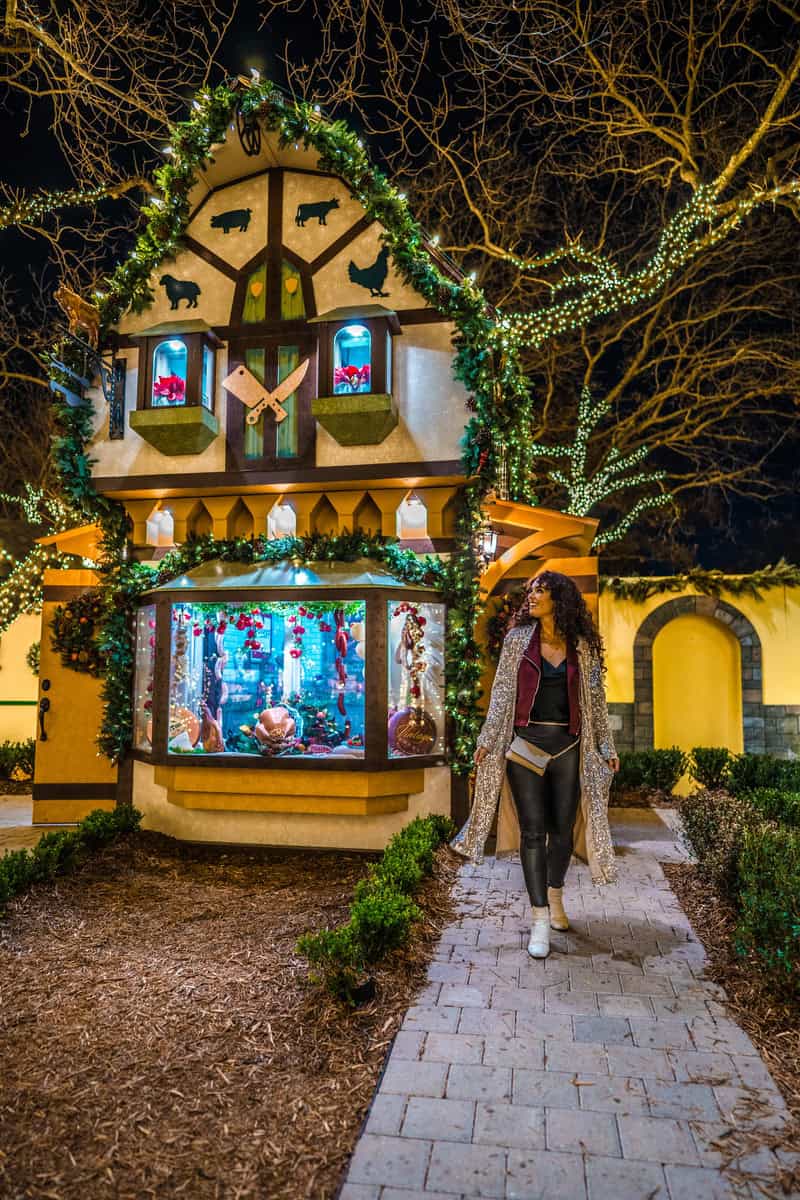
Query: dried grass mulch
[
  {"left": 663, "top": 861, "right": 800, "bottom": 1195},
  {"left": 609, "top": 787, "right": 679, "bottom": 808},
  {"left": 0, "top": 830, "right": 460, "bottom": 1199}
]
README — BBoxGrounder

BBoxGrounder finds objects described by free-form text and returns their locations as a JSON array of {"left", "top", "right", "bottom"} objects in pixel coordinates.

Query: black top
[{"left": 528, "top": 657, "right": 569, "bottom": 724}]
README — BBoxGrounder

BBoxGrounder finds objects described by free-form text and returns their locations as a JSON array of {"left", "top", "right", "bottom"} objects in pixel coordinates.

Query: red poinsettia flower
[
  {"left": 334, "top": 363, "right": 371, "bottom": 392},
  {"left": 152, "top": 373, "right": 186, "bottom": 404}
]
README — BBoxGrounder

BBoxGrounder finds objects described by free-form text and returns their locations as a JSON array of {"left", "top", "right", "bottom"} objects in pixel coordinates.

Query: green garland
[
  {"left": 95, "top": 529, "right": 483, "bottom": 768},
  {"left": 50, "top": 592, "right": 106, "bottom": 676},
  {"left": 46, "top": 81, "right": 514, "bottom": 770},
  {"left": 600, "top": 559, "right": 800, "bottom": 603}
]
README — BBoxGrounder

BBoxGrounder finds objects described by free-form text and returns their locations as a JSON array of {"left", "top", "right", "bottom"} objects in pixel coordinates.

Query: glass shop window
[
  {"left": 387, "top": 600, "right": 446, "bottom": 758},
  {"left": 281, "top": 260, "right": 305, "bottom": 320},
  {"left": 167, "top": 600, "right": 367, "bottom": 759},
  {"left": 333, "top": 324, "right": 371, "bottom": 394},
  {"left": 133, "top": 605, "right": 157, "bottom": 752},
  {"left": 151, "top": 339, "right": 188, "bottom": 407},
  {"left": 243, "top": 264, "right": 267, "bottom": 323},
  {"left": 201, "top": 343, "right": 215, "bottom": 409}
]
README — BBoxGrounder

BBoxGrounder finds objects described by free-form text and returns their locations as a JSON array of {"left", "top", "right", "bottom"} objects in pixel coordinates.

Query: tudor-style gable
[{"left": 89, "top": 134, "right": 469, "bottom": 493}]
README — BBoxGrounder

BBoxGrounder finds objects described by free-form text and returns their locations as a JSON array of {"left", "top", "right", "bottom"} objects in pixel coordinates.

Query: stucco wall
[
  {"left": 601, "top": 585, "right": 800, "bottom": 706},
  {"left": 0, "top": 612, "right": 40, "bottom": 741},
  {"left": 133, "top": 760, "right": 452, "bottom": 850},
  {"left": 600, "top": 584, "right": 800, "bottom": 757}
]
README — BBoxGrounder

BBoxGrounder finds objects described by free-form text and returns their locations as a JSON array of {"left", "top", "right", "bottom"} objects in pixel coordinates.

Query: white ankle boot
[
  {"left": 528, "top": 906, "right": 551, "bottom": 958},
  {"left": 548, "top": 887, "right": 569, "bottom": 931}
]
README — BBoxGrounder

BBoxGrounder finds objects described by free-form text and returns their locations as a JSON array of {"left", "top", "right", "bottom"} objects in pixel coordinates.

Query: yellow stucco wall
[
  {"left": 0, "top": 612, "right": 40, "bottom": 741},
  {"left": 600, "top": 585, "right": 800, "bottom": 706},
  {"left": 652, "top": 614, "right": 743, "bottom": 754},
  {"left": 134, "top": 760, "right": 452, "bottom": 850}
]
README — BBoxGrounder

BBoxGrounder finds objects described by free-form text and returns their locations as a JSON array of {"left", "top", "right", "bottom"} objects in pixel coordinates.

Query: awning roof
[{"left": 146, "top": 556, "right": 440, "bottom": 594}]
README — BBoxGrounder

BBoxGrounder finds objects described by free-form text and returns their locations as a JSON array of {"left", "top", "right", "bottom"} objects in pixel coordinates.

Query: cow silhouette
[
  {"left": 295, "top": 198, "right": 340, "bottom": 226},
  {"left": 159, "top": 275, "right": 202, "bottom": 310},
  {"left": 210, "top": 207, "right": 252, "bottom": 234}
]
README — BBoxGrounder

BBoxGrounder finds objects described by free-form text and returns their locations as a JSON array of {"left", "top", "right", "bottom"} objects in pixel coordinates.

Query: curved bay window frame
[
  {"left": 134, "top": 585, "right": 448, "bottom": 772},
  {"left": 133, "top": 327, "right": 221, "bottom": 412}
]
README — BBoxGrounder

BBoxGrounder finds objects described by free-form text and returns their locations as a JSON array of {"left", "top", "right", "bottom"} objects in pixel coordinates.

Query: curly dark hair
[{"left": 511, "top": 570, "right": 605, "bottom": 665}]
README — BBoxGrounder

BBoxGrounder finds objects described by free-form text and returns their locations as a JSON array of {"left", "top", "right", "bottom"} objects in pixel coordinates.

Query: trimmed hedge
[
  {"left": 297, "top": 813, "right": 456, "bottom": 1004},
  {"left": 689, "top": 747, "right": 731, "bottom": 790},
  {"left": 744, "top": 788, "right": 800, "bottom": 828},
  {"left": 677, "top": 789, "right": 756, "bottom": 902},
  {"left": 735, "top": 823, "right": 800, "bottom": 998},
  {"left": 728, "top": 753, "right": 800, "bottom": 797},
  {"left": 0, "top": 805, "right": 141, "bottom": 911},
  {"left": 611, "top": 748, "right": 688, "bottom": 796},
  {"left": 0, "top": 738, "right": 35, "bottom": 780},
  {"left": 677, "top": 786, "right": 800, "bottom": 997}
]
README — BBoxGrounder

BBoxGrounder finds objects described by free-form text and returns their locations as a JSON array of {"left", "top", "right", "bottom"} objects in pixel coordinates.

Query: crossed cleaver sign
[{"left": 222, "top": 358, "right": 309, "bottom": 425}]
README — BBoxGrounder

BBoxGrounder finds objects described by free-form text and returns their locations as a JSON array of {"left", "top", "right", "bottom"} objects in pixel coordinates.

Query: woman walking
[{"left": 450, "top": 572, "right": 619, "bottom": 959}]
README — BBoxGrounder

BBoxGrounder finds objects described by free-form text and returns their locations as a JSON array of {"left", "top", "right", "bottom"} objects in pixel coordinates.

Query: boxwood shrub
[
  {"left": 611, "top": 747, "right": 688, "bottom": 797},
  {"left": 689, "top": 747, "right": 732, "bottom": 790},
  {"left": 735, "top": 823, "right": 800, "bottom": 998},
  {"left": 0, "top": 805, "right": 142, "bottom": 911},
  {"left": 677, "top": 788, "right": 757, "bottom": 901},
  {"left": 0, "top": 738, "right": 35, "bottom": 780},
  {"left": 728, "top": 753, "right": 800, "bottom": 797},
  {"left": 744, "top": 788, "right": 800, "bottom": 828},
  {"left": 297, "top": 813, "right": 456, "bottom": 1004}
]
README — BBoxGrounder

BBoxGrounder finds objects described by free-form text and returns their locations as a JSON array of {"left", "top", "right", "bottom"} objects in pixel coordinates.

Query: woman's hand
[
  {"left": 609, "top": 755, "right": 620, "bottom": 774},
  {"left": 474, "top": 745, "right": 489, "bottom": 767}
]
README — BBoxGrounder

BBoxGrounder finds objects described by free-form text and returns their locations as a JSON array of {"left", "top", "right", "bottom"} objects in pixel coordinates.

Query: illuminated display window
[
  {"left": 136, "top": 560, "right": 447, "bottom": 768},
  {"left": 333, "top": 324, "right": 371, "bottom": 394}
]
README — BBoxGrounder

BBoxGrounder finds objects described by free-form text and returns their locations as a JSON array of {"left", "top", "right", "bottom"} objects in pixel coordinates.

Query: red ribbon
[{"left": 334, "top": 609, "right": 349, "bottom": 715}]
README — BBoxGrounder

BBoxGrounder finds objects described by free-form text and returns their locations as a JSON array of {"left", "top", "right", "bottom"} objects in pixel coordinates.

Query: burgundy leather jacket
[{"left": 513, "top": 623, "right": 582, "bottom": 736}]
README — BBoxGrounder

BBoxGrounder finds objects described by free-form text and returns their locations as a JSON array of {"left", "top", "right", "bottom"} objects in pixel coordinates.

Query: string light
[
  {"left": 0, "top": 487, "right": 84, "bottom": 635},
  {"left": 0, "top": 184, "right": 128, "bottom": 230},
  {"left": 495, "top": 182, "right": 800, "bottom": 351},
  {"left": 528, "top": 387, "right": 671, "bottom": 548}
]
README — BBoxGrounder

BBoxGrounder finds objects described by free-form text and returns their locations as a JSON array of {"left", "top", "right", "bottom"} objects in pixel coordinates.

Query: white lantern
[
  {"left": 268, "top": 502, "right": 296, "bottom": 538},
  {"left": 397, "top": 494, "right": 428, "bottom": 539},
  {"left": 157, "top": 509, "right": 174, "bottom": 547}
]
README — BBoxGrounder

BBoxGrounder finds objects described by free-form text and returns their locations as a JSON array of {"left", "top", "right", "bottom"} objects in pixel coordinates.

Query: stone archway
[{"left": 632, "top": 596, "right": 764, "bottom": 753}]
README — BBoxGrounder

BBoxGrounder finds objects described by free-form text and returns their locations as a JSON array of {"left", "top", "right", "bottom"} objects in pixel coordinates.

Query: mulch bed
[
  {"left": 609, "top": 787, "right": 679, "bottom": 808},
  {"left": 0, "top": 831, "right": 459, "bottom": 1199},
  {"left": 663, "top": 861, "right": 800, "bottom": 1194},
  {"left": 0, "top": 779, "right": 33, "bottom": 795}
]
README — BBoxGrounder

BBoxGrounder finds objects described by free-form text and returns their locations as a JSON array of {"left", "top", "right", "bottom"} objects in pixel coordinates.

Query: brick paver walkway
[{"left": 340, "top": 808, "right": 792, "bottom": 1200}]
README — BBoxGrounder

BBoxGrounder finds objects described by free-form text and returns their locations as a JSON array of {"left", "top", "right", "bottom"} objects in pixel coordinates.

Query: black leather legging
[{"left": 506, "top": 742, "right": 581, "bottom": 907}]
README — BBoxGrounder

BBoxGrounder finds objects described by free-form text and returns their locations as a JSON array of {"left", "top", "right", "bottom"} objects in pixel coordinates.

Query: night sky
[{"left": 0, "top": 3, "right": 797, "bottom": 574}]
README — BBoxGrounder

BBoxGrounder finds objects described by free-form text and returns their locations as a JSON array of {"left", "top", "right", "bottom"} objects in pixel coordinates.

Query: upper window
[
  {"left": 151, "top": 340, "right": 188, "bottom": 407},
  {"left": 333, "top": 324, "right": 371, "bottom": 394},
  {"left": 134, "top": 327, "right": 219, "bottom": 413}
]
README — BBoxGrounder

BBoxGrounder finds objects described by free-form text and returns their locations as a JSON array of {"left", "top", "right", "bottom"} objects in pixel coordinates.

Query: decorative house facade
[{"left": 31, "top": 91, "right": 600, "bottom": 847}]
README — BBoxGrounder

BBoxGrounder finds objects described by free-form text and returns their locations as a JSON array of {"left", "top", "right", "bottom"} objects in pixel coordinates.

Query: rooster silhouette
[{"left": 348, "top": 246, "right": 391, "bottom": 297}]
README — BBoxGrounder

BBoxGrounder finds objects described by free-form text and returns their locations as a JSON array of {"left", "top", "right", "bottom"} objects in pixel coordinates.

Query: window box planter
[
  {"left": 129, "top": 405, "right": 219, "bottom": 455},
  {"left": 312, "top": 392, "right": 398, "bottom": 445}
]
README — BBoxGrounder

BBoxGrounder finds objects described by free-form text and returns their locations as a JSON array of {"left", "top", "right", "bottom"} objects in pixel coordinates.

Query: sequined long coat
[{"left": 450, "top": 623, "right": 618, "bottom": 885}]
